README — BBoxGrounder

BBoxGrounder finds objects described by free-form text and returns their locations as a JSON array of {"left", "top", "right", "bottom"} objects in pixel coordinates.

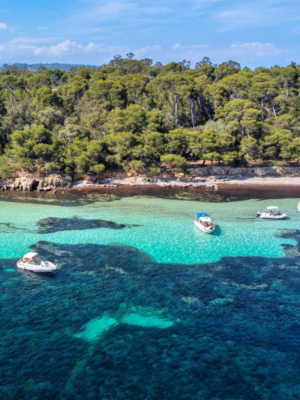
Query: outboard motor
[{"left": 256, "top": 212, "right": 261, "bottom": 218}]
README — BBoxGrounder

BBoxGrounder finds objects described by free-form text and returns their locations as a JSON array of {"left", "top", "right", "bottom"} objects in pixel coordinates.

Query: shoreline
[
  {"left": 67, "top": 175, "right": 300, "bottom": 192},
  {"left": 1, "top": 174, "right": 300, "bottom": 197}
]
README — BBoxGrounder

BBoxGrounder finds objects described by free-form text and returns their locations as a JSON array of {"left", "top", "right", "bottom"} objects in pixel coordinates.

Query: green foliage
[
  {"left": 104, "top": 104, "right": 146, "bottom": 135},
  {"left": 240, "top": 136, "right": 260, "bottom": 161},
  {"left": 36, "top": 88, "right": 63, "bottom": 108},
  {"left": 60, "top": 76, "right": 88, "bottom": 105},
  {"left": 105, "top": 132, "right": 139, "bottom": 160},
  {"left": 160, "top": 154, "right": 189, "bottom": 172},
  {"left": 89, "top": 163, "right": 105, "bottom": 174},
  {"left": 1, "top": 58, "right": 300, "bottom": 176},
  {"left": 129, "top": 160, "right": 146, "bottom": 172}
]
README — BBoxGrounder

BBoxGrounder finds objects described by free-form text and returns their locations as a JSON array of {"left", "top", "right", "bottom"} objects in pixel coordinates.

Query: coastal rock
[{"left": 2, "top": 174, "right": 72, "bottom": 192}]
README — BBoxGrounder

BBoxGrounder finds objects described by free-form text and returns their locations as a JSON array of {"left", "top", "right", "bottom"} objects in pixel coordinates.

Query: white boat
[
  {"left": 16, "top": 252, "right": 57, "bottom": 273},
  {"left": 194, "top": 213, "right": 216, "bottom": 234},
  {"left": 256, "top": 206, "right": 287, "bottom": 220}
]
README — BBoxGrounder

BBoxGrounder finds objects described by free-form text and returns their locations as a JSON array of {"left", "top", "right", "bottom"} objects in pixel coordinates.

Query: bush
[
  {"left": 148, "top": 165, "right": 161, "bottom": 174},
  {"left": 129, "top": 160, "right": 146, "bottom": 172},
  {"left": 160, "top": 154, "right": 189, "bottom": 172},
  {"left": 89, "top": 164, "right": 105, "bottom": 174},
  {"left": 0, "top": 156, "right": 13, "bottom": 178},
  {"left": 270, "top": 160, "right": 290, "bottom": 167},
  {"left": 222, "top": 151, "right": 241, "bottom": 166}
]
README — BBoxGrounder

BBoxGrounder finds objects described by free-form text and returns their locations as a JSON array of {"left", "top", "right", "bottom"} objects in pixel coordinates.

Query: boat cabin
[{"left": 195, "top": 213, "right": 213, "bottom": 227}]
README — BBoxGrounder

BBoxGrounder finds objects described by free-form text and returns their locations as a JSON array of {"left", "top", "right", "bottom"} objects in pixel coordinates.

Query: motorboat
[
  {"left": 16, "top": 252, "right": 57, "bottom": 273},
  {"left": 194, "top": 213, "right": 216, "bottom": 234},
  {"left": 256, "top": 206, "right": 287, "bottom": 220}
]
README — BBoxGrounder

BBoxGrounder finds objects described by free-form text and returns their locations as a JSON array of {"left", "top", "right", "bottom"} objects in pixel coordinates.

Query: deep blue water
[{"left": 1, "top": 190, "right": 300, "bottom": 399}]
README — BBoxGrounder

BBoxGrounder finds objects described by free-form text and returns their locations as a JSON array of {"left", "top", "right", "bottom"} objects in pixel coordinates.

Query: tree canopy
[{"left": 1, "top": 56, "right": 300, "bottom": 177}]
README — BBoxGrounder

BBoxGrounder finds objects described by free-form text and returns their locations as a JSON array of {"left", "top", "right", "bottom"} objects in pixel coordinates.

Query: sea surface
[{"left": 1, "top": 189, "right": 300, "bottom": 399}]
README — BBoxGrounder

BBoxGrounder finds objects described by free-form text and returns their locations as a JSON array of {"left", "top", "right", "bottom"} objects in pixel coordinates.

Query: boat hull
[
  {"left": 257, "top": 213, "right": 287, "bottom": 220},
  {"left": 194, "top": 220, "right": 215, "bottom": 234},
  {"left": 16, "top": 261, "right": 57, "bottom": 273}
]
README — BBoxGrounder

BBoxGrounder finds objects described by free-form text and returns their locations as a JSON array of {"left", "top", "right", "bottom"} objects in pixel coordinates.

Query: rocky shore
[
  {"left": 1, "top": 166, "right": 300, "bottom": 194},
  {"left": 0, "top": 175, "right": 72, "bottom": 192}
]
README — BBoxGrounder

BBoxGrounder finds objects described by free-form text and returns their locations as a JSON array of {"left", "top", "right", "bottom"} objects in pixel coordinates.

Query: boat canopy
[
  {"left": 196, "top": 213, "right": 210, "bottom": 218},
  {"left": 267, "top": 206, "right": 279, "bottom": 210},
  {"left": 23, "top": 252, "right": 38, "bottom": 259},
  {"left": 200, "top": 217, "right": 212, "bottom": 222}
]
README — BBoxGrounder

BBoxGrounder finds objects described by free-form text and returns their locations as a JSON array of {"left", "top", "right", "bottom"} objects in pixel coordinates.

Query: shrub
[
  {"left": 89, "top": 164, "right": 105, "bottom": 174},
  {"left": 160, "top": 154, "right": 189, "bottom": 172},
  {"left": 129, "top": 160, "right": 146, "bottom": 172}
]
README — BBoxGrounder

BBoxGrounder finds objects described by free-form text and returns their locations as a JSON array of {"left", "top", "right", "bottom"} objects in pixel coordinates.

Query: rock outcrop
[{"left": 1, "top": 174, "right": 72, "bottom": 192}]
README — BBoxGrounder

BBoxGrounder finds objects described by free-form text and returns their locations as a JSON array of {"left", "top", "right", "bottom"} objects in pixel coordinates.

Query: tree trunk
[
  {"left": 197, "top": 96, "right": 212, "bottom": 120},
  {"left": 188, "top": 97, "right": 197, "bottom": 128},
  {"left": 167, "top": 96, "right": 173, "bottom": 113},
  {"left": 261, "top": 98, "right": 265, "bottom": 122},
  {"left": 25, "top": 89, "right": 31, "bottom": 99},
  {"left": 286, "top": 81, "right": 289, "bottom": 102},
  {"left": 232, "top": 90, "right": 240, "bottom": 99},
  {"left": 175, "top": 96, "right": 179, "bottom": 125},
  {"left": 269, "top": 95, "right": 277, "bottom": 117},
  {"left": 10, "top": 92, "right": 15, "bottom": 108},
  {"left": 172, "top": 94, "right": 179, "bottom": 125}
]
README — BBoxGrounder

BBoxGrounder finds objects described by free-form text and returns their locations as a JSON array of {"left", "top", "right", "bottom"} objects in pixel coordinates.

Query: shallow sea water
[
  {"left": 0, "top": 193, "right": 299, "bottom": 263},
  {"left": 1, "top": 190, "right": 300, "bottom": 399}
]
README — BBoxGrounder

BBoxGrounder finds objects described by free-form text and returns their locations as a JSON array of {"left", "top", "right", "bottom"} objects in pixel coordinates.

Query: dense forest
[{"left": 0, "top": 55, "right": 300, "bottom": 177}]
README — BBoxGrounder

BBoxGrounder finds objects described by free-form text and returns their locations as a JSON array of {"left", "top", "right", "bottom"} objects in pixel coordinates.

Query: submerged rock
[{"left": 36, "top": 217, "right": 132, "bottom": 234}]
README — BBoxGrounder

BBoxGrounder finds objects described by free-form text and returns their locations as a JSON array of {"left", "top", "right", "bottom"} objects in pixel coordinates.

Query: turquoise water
[
  {"left": 1, "top": 190, "right": 300, "bottom": 399},
  {"left": 0, "top": 194, "right": 299, "bottom": 263}
]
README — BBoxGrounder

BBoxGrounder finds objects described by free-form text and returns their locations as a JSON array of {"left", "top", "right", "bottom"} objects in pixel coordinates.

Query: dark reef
[
  {"left": 1, "top": 231, "right": 300, "bottom": 399},
  {"left": 36, "top": 217, "right": 135, "bottom": 234}
]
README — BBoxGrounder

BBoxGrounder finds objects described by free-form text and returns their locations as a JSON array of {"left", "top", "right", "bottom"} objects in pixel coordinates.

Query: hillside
[{"left": 0, "top": 56, "right": 299, "bottom": 178}]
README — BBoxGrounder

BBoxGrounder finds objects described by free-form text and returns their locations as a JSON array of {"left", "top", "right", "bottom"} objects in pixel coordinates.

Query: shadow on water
[
  {"left": 213, "top": 224, "right": 222, "bottom": 236},
  {"left": 1, "top": 230, "right": 300, "bottom": 399},
  {"left": 194, "top": 225, "right": 223, "bottom": 236},
  {"left": 18, "top": 269, "right": 57, "bottom": 282}
]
